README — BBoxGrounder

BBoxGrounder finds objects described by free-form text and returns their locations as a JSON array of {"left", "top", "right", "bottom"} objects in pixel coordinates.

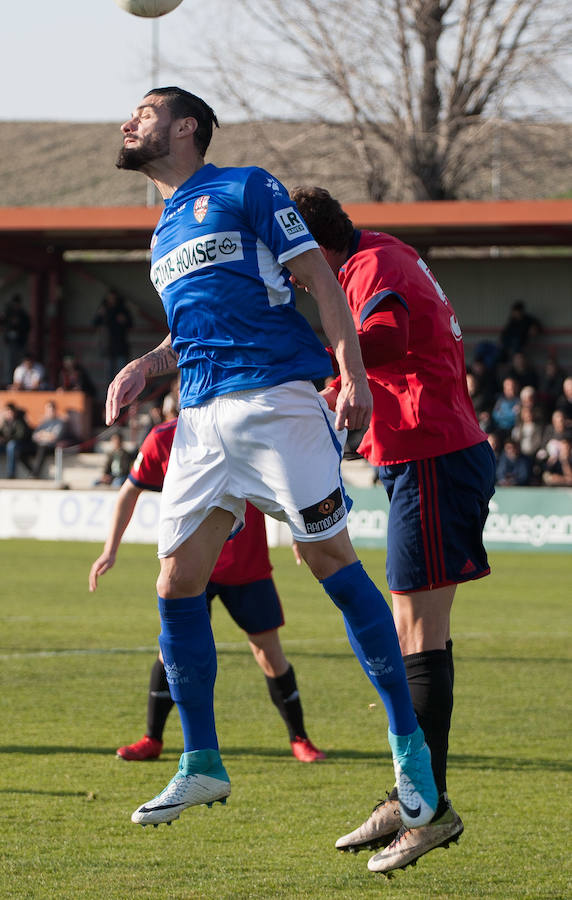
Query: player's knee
[
  {"left": 156, "top": 570, "right": 194, "bottom": 599},
  {"left": 300, "top": 533, "right": 358, "bottom": 581}
]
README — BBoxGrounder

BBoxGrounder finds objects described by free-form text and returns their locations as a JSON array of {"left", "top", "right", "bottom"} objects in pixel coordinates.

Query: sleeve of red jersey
[
  {"left": 343, "top": 248, "right": 409, "bottom": 328},
  {"left": 325, "top": 297, "right": 409, "bottom": 376},
  {"left": 128, "top": 429, "right": 164, "bottom": 491}
]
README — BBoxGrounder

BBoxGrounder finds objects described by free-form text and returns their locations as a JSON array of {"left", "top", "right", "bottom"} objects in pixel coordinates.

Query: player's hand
[
  {"left": 335, "top": 376, "right": 372, "bottom": 432},
  {"left": 88, "top": 551, "right": 116, "bottom": 592},
  {"left": 105, "top": 362, "right": 146, "bottom": 426},
  {"left": 320, "top": 383, "right": 339, "bottom": 412}
]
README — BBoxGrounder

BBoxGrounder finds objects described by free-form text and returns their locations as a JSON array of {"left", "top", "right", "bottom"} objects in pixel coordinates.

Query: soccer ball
[{"left": 113, "top": 0, "right": 184, "bottom": 18}]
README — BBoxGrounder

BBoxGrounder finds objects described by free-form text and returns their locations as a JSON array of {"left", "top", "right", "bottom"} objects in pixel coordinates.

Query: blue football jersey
[{"left": 150, "top": 164, "right": 332, "bottom": 407}]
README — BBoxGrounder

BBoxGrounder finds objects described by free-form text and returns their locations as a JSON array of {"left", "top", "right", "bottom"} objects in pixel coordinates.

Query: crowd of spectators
[
  {"left": 466, "top": 301, "right": 572, "bottom": 487},
  {"left": 0, "top": 400, "right": 77, "bottom": 479},
  {"left": 2, "top": 291, "right": 572, "bottom": 488},
  {"left": 1, "top": 287, "right": 132, "bottom": 396}
]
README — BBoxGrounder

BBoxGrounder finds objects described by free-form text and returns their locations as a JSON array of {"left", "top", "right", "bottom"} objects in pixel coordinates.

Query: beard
[{"left": 116, "top": 126, "right": 170, "bottom": 171}]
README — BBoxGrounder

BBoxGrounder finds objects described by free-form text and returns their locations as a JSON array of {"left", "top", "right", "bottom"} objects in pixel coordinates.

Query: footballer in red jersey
[
  {"left": 89, "top": 418, "right": 325, "bottom": 764},
  {"left": 292, "top": 186, "right": 497, "bottom": 874}
]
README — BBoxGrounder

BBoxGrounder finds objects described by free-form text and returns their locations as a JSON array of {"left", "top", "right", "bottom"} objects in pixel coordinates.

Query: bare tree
[{"left": 174, "top": 0, "right": 572, "bottom": 201}]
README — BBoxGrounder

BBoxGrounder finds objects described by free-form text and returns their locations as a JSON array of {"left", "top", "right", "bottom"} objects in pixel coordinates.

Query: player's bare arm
[
  {"left": 288, "top": 249, "right": 372, "bottom": 431},
  {"left": 105, "top": 333, "right": 178, "bottom": 425},
  {"left": 88, "top": 480, "right": 143, "bottom": 591}
]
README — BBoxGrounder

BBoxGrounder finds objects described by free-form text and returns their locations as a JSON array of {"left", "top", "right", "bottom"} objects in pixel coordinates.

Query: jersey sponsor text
[{"left": 151, "top": 231, "right": 244, "bottom": 292}]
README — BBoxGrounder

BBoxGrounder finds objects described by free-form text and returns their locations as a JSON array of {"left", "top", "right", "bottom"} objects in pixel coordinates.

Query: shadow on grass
[
  {"left": 0, "top": 789, "right": 96, "bottom": 797},
  {"left": 0, "top": 745, "right": 570, "bottom": 773}
]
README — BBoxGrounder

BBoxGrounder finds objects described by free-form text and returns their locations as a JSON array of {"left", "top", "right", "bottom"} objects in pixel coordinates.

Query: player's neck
[{"left": 146, "top": 157, "right": 206, "bottom": 200}]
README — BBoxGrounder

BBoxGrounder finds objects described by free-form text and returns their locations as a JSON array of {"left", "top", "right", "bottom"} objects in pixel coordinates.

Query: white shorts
[{"left": 158, "top": 380, "right": 350, "bottom": 557}]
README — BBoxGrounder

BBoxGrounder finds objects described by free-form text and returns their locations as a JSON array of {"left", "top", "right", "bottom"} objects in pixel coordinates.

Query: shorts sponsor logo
[
  {"left": 193, "top": 194, "right": 209, "bottom": 223},
  {"left": 150, "top": 231, "right": 244, "bottom": 292},
  {"left": 275, "top": 206, "right": 310, "bottom": 240},
  {"left": 300, "top": 487, "right": 345, "bottom": 535}
]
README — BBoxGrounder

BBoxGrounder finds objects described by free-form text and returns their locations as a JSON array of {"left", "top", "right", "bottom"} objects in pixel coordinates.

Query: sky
[
  {"left": 2, "top": 0, "right": 227, "bottom": 123},
  {"left": 4, "top": 1, "right": 571, "bottom": 125}
]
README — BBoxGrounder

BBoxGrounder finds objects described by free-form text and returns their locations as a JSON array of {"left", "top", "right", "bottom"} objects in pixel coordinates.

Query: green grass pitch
[{"left": 0, "top": 540, "right": 570, "bottom": 899}]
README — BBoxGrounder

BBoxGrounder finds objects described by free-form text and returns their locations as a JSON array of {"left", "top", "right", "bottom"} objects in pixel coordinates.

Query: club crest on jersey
[
  {"left": 299, "top": 488, "right": 345, "bottom": 535},
  {"left": 193, "top": 195, "right": 209, "bottom": 223}
]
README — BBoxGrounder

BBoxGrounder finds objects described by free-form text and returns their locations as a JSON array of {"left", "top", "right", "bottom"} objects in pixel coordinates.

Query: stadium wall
[{"left": 0, "top": 487, "right": 570, "bottom": 553}]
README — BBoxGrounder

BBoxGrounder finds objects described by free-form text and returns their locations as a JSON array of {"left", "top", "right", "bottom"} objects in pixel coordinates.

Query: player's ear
[{"left": 177, "top": 116, "right": 198, "bottom": 138}]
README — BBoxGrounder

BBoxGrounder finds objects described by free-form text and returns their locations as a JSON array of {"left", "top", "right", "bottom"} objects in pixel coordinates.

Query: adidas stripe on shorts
[{"left": 378, "top": 440, "right": 496, "bottom": 593}]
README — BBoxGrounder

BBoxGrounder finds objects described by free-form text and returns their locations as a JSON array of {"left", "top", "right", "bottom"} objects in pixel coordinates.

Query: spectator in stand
[
  {"left": 499, "top": 300, "right": 542, "bottom": 361},
  {"left": 486, "top": 431, "right": 503, "bottom": 467},
  {"left": 505, "top": 351, "right": 538, "bottom": 390},
  {"left": 57, "top": 354, "right": 97, "bottom": 399},
  {"left": 93, "top": 289, "right": 133, "bottom": 384},
  {"left": 469, "top": 357, "right": 499, "bottom": 411},
  {"left": 160, "top": 375, "right": 181, "bottom": 417},
  {"left": 555, "top": 376, "right": 572, "bottom": 428},
  {"left": 0, "top": 403, "right": 34, "bottom": 478},
  {"left": 94, "top": 432, "right": 133, "bottom": 487},
  {"left": 536, "top": 409, "right": 572, "bottom": 471},
  {"left": 495, "top": 439, "right": 531, "bottom": 486},
  {"left": 511, "top": 404, "right": 544, "bottom": 456},
  {"left": 491, "top": 376, "right": 521, "bottom": 437},
  {"left": 536, "top": 357, "right": 566, "bottom": 416},
  {"left": 466, "top": 371, "right": 490, "bottom": 419},
  {"left": 30, "top": 401, "right": 74, "bottom": 478},
  {"left": 511, "top": 407, "right": 544, "bottom": 482},
  {"left": 0, "top": 294, "right": 30, "bottom": 388},
  {"left": 518, "top": 385, "right": 545, "bottom": 427},
  {"left": 10, "top": 354, "right": 47, "bottom": 391},
  {"left": 542, "top": 438, "right": 572, "bottom": 486}
]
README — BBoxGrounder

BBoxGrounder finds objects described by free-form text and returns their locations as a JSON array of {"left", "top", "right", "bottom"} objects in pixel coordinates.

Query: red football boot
[
  {"left": 116, "top": 735, "right": 163, "bottom": 761},
  {"left": 290, "top": 736, "right": 326, "bottom": 762}
]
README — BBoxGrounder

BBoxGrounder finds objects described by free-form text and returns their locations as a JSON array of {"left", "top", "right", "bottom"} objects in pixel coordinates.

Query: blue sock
[
  {"left": 321, "top": 562, "right": 417, "bottom": 736},
  {"left": 158, "top": 593, "right": 218, "bottom": 752}
]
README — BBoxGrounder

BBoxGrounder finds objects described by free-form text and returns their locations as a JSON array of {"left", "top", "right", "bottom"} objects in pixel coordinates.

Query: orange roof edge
[
  {"left": 345, "top": 198, "right": 572, "bottom": 228},
  {"left": 0, "top": 198, "right": 570, "bottom": 232},
  {"left": 0, "top": 206, "right": 163, "bottom": 231}
]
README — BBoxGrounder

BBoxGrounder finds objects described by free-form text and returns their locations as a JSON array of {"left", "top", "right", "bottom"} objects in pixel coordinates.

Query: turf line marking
[{"left": 0, "top": 637, "right": 349, "bottom": 660}]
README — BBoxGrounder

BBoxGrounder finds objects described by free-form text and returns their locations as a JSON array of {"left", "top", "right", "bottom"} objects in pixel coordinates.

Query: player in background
[
  {"left": 108, "top": 86, "right": 437, "bottom": 851},
  {"left": 88, "top": 417, "right": 326, "bottom": 764},
  {"left": 292, "top": 186, "right": 496, "bottom": 874}
]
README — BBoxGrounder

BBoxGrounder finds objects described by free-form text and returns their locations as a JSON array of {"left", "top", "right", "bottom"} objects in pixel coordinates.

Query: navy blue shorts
[
  {"left": 206, "top": 578, "right": 285, "bottom": 635},
  {"left": 378, "top": 441, "right": 496, "bottom": 593}
]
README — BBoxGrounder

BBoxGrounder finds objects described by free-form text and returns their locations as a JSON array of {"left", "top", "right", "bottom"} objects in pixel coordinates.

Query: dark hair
[
  {"left": 145, "top": 86, "right": 219, "bottom": 157},
  {"left": 290, "top": 185, "right": 354, "bottom": 252}
]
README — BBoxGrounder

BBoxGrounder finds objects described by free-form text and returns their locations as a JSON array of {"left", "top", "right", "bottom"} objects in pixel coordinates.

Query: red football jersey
[
  {"left": 339, "top": 231, "right": 486, "bottom": 465},
  {"left": 129, "top": 418, "right": 272, "bottom": 584}
]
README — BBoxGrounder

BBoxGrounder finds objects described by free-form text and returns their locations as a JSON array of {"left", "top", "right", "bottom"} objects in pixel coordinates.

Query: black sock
[
  {"left": 403, "top": 649, "right": 453, "bottom": 798},
  {"left": 265, "top": 664, "right": 307, "bottom": 742},
  {"left": 146, "top": 658, "right": 174, "bottom": 742},
  {"left": 446, "top": 638, "right": 454, "bottom": 690}
]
